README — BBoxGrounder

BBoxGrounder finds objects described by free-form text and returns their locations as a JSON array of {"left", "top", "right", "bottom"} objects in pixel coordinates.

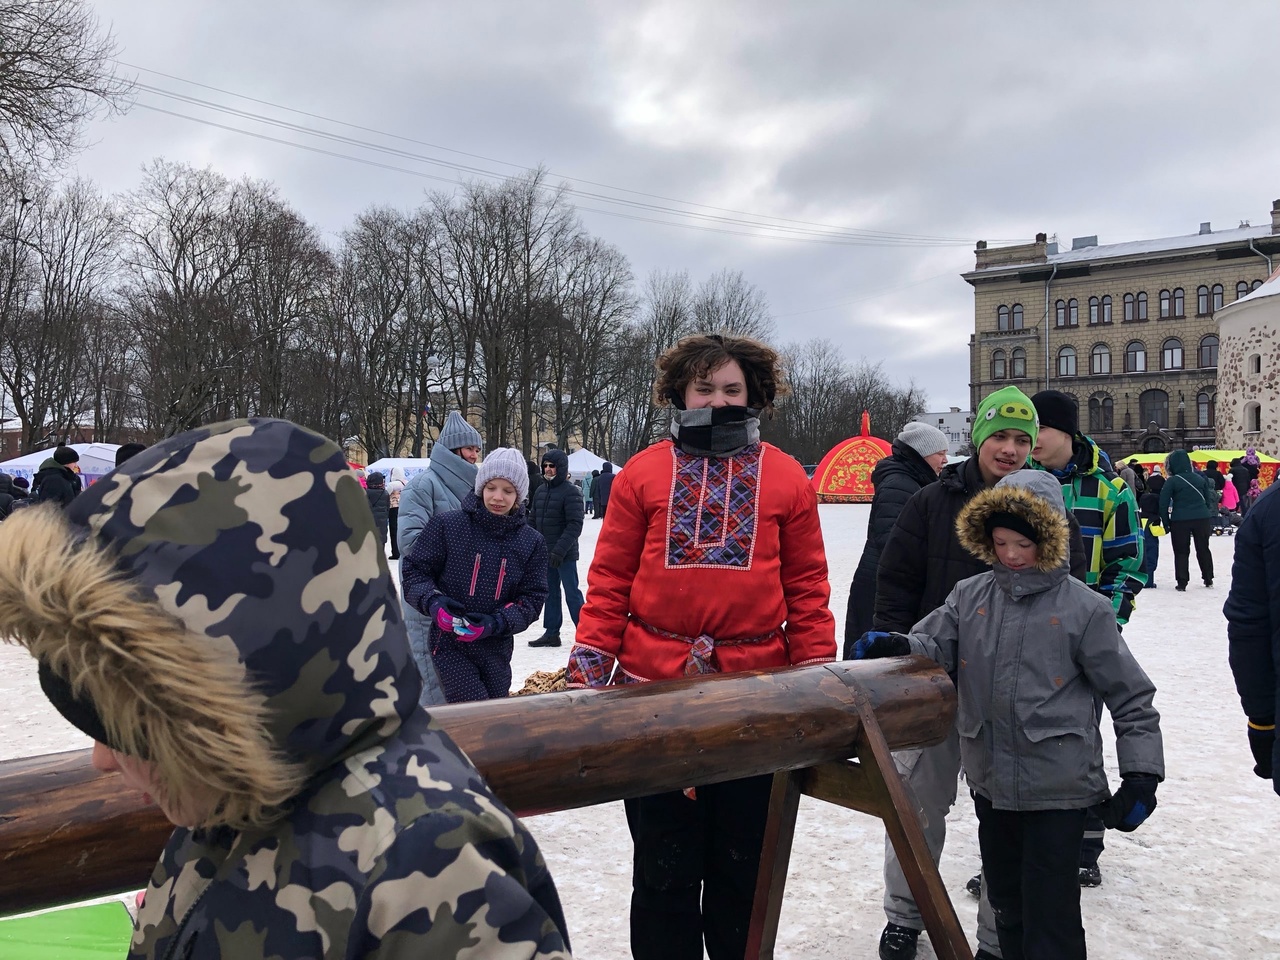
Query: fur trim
[
  {"left": 0, "top": 506, "right": 305, "bottom": 829},
  {"left": 956, "top": 485, "right": 1069, "bottom": 572}
]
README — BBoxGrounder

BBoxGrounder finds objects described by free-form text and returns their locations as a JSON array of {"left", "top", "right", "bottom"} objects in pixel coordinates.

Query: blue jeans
[{"left": 544, "top": 561, "right": 584, "bottom": 632}]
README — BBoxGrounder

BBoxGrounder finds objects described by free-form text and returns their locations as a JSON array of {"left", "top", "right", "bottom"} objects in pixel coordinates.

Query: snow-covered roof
[
  {"left": 1223, "top": 263, "right": 1280, "bottom": 309},
  {"left": 968, "top": 223, "right": 1276, "bottom": 276}
]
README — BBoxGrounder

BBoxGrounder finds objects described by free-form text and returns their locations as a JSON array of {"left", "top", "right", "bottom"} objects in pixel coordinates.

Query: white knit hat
[
  {"left": 898, "top": 421, "right": 949, "bottom": 458},
  {"left": 474, "top": 447, "right": 529, "bottom": 502}
]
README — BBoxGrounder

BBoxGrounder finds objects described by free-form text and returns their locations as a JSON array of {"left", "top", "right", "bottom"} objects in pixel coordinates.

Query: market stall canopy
[
  {"left": 566, "top": 448, "right": 615, "bottom": 476},
  {"left": 1121, "top": 449, "right": 1277, "bottom": 487},
  {"left": 811, "top": 412, "right": 892, "bottom": 503},
  {"left": 0, "top": 443, "right": 120, "bottom": 484},
  {"left": 363, "top": 456, "right": 433, "bottom": 480}
]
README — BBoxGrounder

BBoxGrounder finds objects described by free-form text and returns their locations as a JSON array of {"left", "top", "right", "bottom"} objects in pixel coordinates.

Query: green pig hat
[{"left": 973, "top": 385, "right": 1039, "bottom": 451}]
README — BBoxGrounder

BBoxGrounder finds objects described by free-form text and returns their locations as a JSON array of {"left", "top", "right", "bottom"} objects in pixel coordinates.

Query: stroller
[{"left": 1213, "top": 504, "right": 1241, "bottom": 536}]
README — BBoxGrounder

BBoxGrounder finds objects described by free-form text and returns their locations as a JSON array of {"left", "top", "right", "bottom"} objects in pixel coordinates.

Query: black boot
[
  {"left": 529, "top": 632, "right": 562, "bottom": 648},
  {"left": 879, "top": 923, "right": 920, "bottom": 960}
]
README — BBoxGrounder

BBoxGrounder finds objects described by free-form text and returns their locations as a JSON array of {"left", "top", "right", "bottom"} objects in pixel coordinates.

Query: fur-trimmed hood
[
  {"left": 956, "top": 469, "right": 1070, "bottom": 573},
  {"left": 0, "top": 419, "right": 419, "bottom": 830}
]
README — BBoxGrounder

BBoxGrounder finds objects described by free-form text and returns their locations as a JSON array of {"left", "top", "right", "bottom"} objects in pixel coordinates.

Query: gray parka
[{"left": 907, "top": 470, "right": 1164, "bottom": 811}]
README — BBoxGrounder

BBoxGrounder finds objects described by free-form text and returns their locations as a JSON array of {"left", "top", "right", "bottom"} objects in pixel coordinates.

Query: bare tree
[
  {"left": 0, "top": 0, "right": 131, "bottom": 176},
  {"left": 693, "top": 268, "right": 774, "bottom": 341}
]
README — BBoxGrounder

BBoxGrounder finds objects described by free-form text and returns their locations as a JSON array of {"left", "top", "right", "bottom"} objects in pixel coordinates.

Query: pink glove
[{"left": 434, "top": 606, "right": 458, "bottom": 632}]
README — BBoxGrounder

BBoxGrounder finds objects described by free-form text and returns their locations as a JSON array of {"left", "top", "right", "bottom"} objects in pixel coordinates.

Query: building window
[
  {"left": 1212, "top": 284, "right": 1224, "bottom": 311},
  {"left": 997, "top": 305, "right": 1010, "bottom": 330},
  {"left": 1197, "top": 285, "right": 1210, "bottom": 315},
  {"left": 992, "top": 349, "right": 1007, "bottom": 380},
  {"left": 1055, "top": 300, "right": 1066, "bottom": 327},
  {"left": 1123, "top": 293, "right": 1135, "bottom": 321},
  {"left": 1162, "top": 337, "right": 1184, "bottom": 370},
  {"left": 1159, "top": 289, "right": 1171, "bottom": 318},
  {"left": 1057, "top": 345, "right": 1077, "bottom": 377},
  {"left": 1011, "top": 304, "right": 1024, "bottom": 329},
  {"left": 1011, "top": 347, "right": 1026, "bottom": 378},
  {"left": 1089, "top": 296, "right": 1099, "bottom": 325},
  {"left": 1255, "top": 279, "right": 1265, "bottom": 291},
  {"left": 1198, "top": 335, "right": 1219, "bottom": 368},
  {"left": 1246, "top": 402, "right": 1262, "bottom": 433},
  {"left": 1089, "top": 396, "right": 1114, "bottom": 432},
  {"left": 1101, "top": 295, "right": 1112, "bottom": 324},
  {"left": 1068, "top": 298, "right": 1079, "bottom": 325},
  {"left": 1197, "top": 392, "right": 1215, "bottom": 428},
  {"left": 1173, "top": 288, "right": 1185, "bottom": 316},
  {"left": 1140, "top": 389, "right": 1169, "bottom": 428},
  {"left": 1250, "top": 354, "right": 1263, "bottom": 375},
  {"left": 1090, "top": 343, "right": 1111, "bottom": 375},
  {"left": 1136, "top": 291, "right": 1148, "bottom": 320},
  {"left": 1238, "top": 281, "right": 1250, "bottom": 300},
  {"left": 1125, "top": 340, "right": 1147, "bottom": 373}
]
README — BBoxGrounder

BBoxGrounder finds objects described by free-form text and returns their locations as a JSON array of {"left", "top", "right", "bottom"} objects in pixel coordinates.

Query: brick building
[{"left": 963, "top": 199, "right": 1280, "bottom": 457}]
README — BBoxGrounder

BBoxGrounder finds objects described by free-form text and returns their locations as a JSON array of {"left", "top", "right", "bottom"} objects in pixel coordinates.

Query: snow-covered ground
[{"left": 2, "top": 504, "right": 1275, "bottom": 958}]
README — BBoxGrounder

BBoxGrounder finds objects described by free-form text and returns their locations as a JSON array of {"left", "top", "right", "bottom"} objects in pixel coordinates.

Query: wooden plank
[{"left": 746, "top": 770, "right": 803, "bottom": 960}]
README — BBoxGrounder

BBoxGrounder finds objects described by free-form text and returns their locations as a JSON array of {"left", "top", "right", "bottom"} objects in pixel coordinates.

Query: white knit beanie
[
  {"left": 474, "top": 447, "right": 530, "bottom": 502},
  {"left": 898, "top": 421, "right": 949, "bottom": 458}
]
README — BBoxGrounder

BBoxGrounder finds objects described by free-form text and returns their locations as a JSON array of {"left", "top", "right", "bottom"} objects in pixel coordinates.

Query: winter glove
[
  {"left": 429, "top": 595, "right": 465, "bottom": 633},
  {"left": 548, "top": 552, "right": 564, "bottom": 569},
  {"left": 1095, "top": 773, "right": 1159, "bottom": 832},
  {"left": 466, "top": 614, "right": 501, "bottom": 640},
  {"left": 1248, "top": 717, "right": 1275, "bottom": 779},
  {"left": 850, "top": 631, "right": 911, "bottom": 660}
]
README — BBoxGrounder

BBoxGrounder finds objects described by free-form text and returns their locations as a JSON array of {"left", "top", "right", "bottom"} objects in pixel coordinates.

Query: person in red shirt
[{"left": 567, "top": 333, "right": 836, "bottom": 960}]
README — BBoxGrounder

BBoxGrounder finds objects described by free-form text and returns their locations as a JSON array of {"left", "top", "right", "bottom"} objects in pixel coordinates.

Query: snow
[{"left": 2, "top": 505, "right": 1275, "bottom": 958}]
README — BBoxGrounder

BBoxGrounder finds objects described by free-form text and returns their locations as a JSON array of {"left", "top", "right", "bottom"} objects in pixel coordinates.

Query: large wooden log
[{"left": 0, "top": 657, "right": 952, "bottom": 916}]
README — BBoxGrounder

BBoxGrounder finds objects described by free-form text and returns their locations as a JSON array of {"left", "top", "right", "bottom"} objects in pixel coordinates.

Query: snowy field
[{"left": 2, "top": 503, "right": 1276, "bottom": 958}]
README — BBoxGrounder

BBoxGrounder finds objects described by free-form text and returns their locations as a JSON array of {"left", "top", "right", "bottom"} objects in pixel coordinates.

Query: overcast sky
[{"left": 68, "top": 0, "right": 1280, "bottom": 411}]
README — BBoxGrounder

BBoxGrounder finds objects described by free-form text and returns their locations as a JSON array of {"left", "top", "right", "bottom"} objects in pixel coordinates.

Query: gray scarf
[{"left": 669, "top": 405, "right": 761, "bottom": 458}]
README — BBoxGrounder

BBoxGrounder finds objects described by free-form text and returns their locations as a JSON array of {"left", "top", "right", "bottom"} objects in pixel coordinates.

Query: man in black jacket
[
  {"left": 844, "top": 421, "right": 949, "bottom": 656},
  {"left": 528, "top": 448, "right": 585, "bottom": 647},
  {"left": 593, "top": 461, "right": 614, "bottom": 519},
  {"left": 32, "top": 446, "right": 82, "bottom": 507}
]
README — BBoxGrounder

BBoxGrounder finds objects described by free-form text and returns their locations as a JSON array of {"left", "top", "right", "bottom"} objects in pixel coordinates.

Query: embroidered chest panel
[{"left": 665, "top": 444, "right": 763, "bottom": 569}]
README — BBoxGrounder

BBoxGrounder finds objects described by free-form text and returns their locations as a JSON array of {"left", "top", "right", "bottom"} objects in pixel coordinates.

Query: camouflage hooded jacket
[{"left": 0, "top": 419, "right": 571, "bottom": 960}]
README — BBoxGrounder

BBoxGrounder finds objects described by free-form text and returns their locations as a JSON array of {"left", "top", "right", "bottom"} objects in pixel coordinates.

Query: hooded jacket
[
  {"left": 0, "top": 473, "right": 14, "bottom": 518},
  {"left": 905, "top": 470, "right": 1164, "bottom": 810},
  {"left": 1159, "top": 449, "right": 1216, "bottom": 525},
  {"left": 1029, "top": 433, "right": 1146, "bottom": 624},
  {"left": 365, "top": 473, "right": 390, "bottom": 545},
  {"left": 845, "top": 440, "right": 939, "bottom": 650},
  {"left": 593, "top": 462, "right": 615, "bottom": 509},
  {"left": 0, "top": 419, "right": 571, "bottom": 959},
  {"left": 529, "top": 449, "right": 584, "bottom": 564},
  {"left": 32, "top": 457, "right": 80, "bottom": 506}
]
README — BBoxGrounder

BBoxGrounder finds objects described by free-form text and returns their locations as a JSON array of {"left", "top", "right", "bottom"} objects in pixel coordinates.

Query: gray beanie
[
  {"left": 898, "top": 421, "right": 949, "bottom": 458},
  {"left": 474, "top": 447, "right": 529, "bottom": 502},
  {"left": 437, "top": 411, "right": 483, "bottom": 452}
]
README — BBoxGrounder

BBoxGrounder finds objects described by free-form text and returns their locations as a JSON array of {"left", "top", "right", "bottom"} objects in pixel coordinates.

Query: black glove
[
  {"left": 1249, "top": 717, "right": 1275, "bottom": 779},
  {"left": 548, "top": 552, "right": 564, "bottom": 569},
  {"left": 1095, "top": 773, "right": 1159, "bottom": 832},
  {"left": 850, "top": 631, "right": 911, "bottom": 660}
]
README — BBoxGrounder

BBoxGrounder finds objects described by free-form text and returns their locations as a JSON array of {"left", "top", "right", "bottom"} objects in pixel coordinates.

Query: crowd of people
[{"left": 0, "top": 331, "right": 1275, "bottom": 959}]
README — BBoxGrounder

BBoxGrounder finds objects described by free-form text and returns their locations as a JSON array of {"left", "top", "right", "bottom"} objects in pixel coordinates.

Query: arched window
[
  {"left": 1140, "top": 389, "right": 1169, "bottom": 428},
  {"left": 992, "top": 349, "right": 1007, "bottom": 380},
  {"left": 1125, "top": 340, "right": 1147, "bottom": 373},
  {"left": 1090, "top": 343, "right": 1111, "bottom": 375},
  {"left": 1055, "top": 300, "right": 1066, "bottom": 327},
  {"left": 1162, "top": 337, "right": 1184, "bottom": 370},
  {"left": 1011, "top": 304, "right": 1024, "bottom": 329},
  {"left": 1159, "top": 289, "right": 1171, "bottom": 318},
  {"left": 1198, "top": 335, "right": 1219, "bottom": 368},
  {"left": 1197, "top": 285, "right": 1210, "bottom": 315},
  {"left": 1255, "top": 279, "right": 1265, "bottom": 291},
  {"left": 1123, "top": 293, "right": 1135, "bottom": 321},
  {"left": 1102, "top": 396, "right": 1114, "bottom": 431},
  {"left": 1089, "top": 396, "right": 1115, "bottom": 432},
  {"left": 1101, "top": 295, "right": 1113, "bottom": 324},
  {"left": 1068, "top": 298, "right": 1079, "bottom": 325},
  {"left": 1011, "top": 347, "right": 1027, "bottom": 378},
  {"left": 1212, "top": 284, "right": 1224, "bottom": 311},
  {"left": 1238, "top": 281, "right": 1250, "bottom": 300},
  {"left": 1246, "top": 402, "right": 1262, "bottom": 433},
  {"left": 997, "top": 305, "right": 1010, "bottom": 330},
  {"left": 1057, "top": 345, "right": 1077, "bottom": 377},
  {"left": 1136, "top": 291, "right": 1148, "bottom": 320},
  {"left": 1197, "top": 392, "right": 1215, "bottom": 428},
  {"left": 1088, "top": 296, "right": 1099, "bottom": 325},
  {"left": 1173, "top": 288, "right": 1185, "bottom": 316}
]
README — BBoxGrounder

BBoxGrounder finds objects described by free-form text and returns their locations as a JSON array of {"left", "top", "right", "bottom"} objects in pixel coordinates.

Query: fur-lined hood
[
  {"left": 0, "top": 419, "right": 419, "bottom": 830},
  {"left": 956, "top": 469, "right": 1071, "bottom": 573}
]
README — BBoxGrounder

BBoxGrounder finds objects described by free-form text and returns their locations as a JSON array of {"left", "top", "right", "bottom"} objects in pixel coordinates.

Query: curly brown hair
[{"left": 653, "top": 334, "right": 789, "bottom": 415}]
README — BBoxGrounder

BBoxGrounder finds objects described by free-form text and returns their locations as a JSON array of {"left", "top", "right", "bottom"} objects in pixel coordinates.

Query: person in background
[
  {"left": 0, "top": 418, "right": 572, "bottom": 959},
  {"left": 115, "top": 442, "right": 147, "bottom": 466},
  {"left": 365, "top": 471, "right": 390, "bottom": 551},
  {"left": 33, "top": 445, "right": 82, "bottom": 506},
  {"left": 593, "top": 461, "right": 614, "bottom": 519},
  {"left": 398, "top": 410, "right": 484, "bottom": 706},
  {"left": 567, "top": 333, "right": 835, "bottom": 960},
  {"left": 1118, "top": 459, "right": 1139, "bottom": 494},
  {"left": 844, "top": 421, "right": 949, "bottom": 656},
  {"left": 0, "top": 473, "right": 15, "bottom": 519},
  {"left": 1158, "top": 449, "right": 1216, "bottom": 591},
  {"left": 528, "top": 448, "right": 586, "bottom": 649},
  {"left": 11, "top": 476, "right": 29, "bottom": 500},
  {"left": 1130, "top": 461, "right": 1147, "bottom": 495},
  {"left": 582, "top": 469, "right": 596, "bottom": 516},
  {"left": 527, "top": 457, "right": 544, "bottom": 507},
  {"left": 1203, "top": 459, "right": 1227, "bottom": 494},
  {"left": 1138, "top": 475, "right": 1165, "bottom": 589},
  {"left": 387, "top": 466, "right": 406, "bottom": 560},
  {"left": 1230, "top": 457, "right": 1252, "bottom": 514}
]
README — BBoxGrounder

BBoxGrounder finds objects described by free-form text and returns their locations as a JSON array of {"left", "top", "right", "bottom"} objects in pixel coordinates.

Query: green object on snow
[{"left": 0, "top": 900, "right": 133, "bottom": 958}]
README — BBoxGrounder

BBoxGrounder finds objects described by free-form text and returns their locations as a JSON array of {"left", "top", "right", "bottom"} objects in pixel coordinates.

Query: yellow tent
[{"left": 1121, "top": 450, "right": 1277, "bottom": 488}]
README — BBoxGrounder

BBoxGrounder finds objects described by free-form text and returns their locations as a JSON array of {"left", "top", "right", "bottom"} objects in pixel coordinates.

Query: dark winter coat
[
  {"left": 1204, "top": 465, "right": 1227, "bottom": 491},
  {"left": 594, "top": 461, "right": 615, "bottom": 508},
  {"left": 1226, "top": 485, "right": 1280, "bottom": 794},
  {"left": 874, "top": 458, "right": 1089, "bottom": 633},
  {"left": 1159, "top": 450, "right": 1216, "bottom": 526},
  {"left": 0, "top": 474, "right": 15, "bottom": 519},
  {"left": 32, "top": 458, "right": 80, "bottom": 507},
  {"left": 529, "top": 449, "right": 585, "bottom": 564},
  {"left": 366, "top": 480, "right": 390, "bottom": 545},
  {"left": 527, "top": 459, "right": 544, "bottom": 505},
  {"left": 845, "top": 440, "right": 939, "bottom": 652},
  {"left": 402, "top": 492, "right": 549, "bottom": 642},
  {"left": 1138, "top": 475, "right": 1164, "bottom": 523},
  {"left": 1231, "top": 464, "right": 1252, "bottom": 505}
]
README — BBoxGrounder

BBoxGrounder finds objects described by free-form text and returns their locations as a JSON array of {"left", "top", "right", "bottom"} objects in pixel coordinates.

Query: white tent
[
  {"left": 363, "top": 456, "right": 433, "bottom": 481},
  {"left": 566, "top": 448, "right": 614, "bottom": 477},
  {"left": 0, "top": 442, "right": 121, "bottom": 483}
]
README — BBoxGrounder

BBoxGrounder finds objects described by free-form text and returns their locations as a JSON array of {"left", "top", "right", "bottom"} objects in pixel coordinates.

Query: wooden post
[{"left": 745, "top": 770, "right": 804, "bottom": 959}]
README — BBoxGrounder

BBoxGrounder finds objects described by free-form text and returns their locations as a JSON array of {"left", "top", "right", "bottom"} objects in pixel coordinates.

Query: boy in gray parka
[{"left": 854, "top": 471, "right": 1163, "bottom": 960}]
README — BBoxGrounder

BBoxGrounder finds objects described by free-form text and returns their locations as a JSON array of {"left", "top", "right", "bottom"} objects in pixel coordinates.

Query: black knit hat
[
  {"left": 1030, "top": 390, "right": 1079, "bottom": 437},
  {"left": 53, "top": 445, "right": 80, "bottom": 465},
  {"left": 984, "top": 510, "right": 1042, "bottom": 544}
]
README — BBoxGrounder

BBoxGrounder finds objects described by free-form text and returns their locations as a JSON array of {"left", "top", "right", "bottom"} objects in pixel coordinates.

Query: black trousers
[
  {"left": 1169, "top": 516, "right": 1214, "bottom": 586},
  {"left": 388, "top": 507, "right": 400, "bottom": 558},
  {"left": 974, "top": 793, "right": 1088, "bottom": 960},
  {"left": 624, "top": 774, "right": 772, "bottom": 960}
]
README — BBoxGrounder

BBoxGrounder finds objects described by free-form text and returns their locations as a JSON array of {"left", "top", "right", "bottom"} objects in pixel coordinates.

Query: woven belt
[{"left": 635, "top": 618, "right": 782, "bottom": 677}]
